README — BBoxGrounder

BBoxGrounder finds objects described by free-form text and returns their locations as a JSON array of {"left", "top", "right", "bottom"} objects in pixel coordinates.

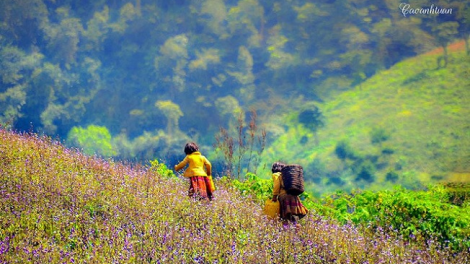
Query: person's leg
[
  {"left": 291, "top": 215, "right": 301, "bottom": 229},
  {"left": 282, "top": 220, "right": 289, "bottom": 229},
  {"left": 204, "top": 177, "right": 214, "bottom": 201},
  {"left": 188, "top": 178, "right": 195, "bottom": 198}
]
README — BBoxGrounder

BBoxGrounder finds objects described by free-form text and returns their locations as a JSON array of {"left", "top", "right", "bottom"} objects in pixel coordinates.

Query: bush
[
  {"left": 355, "top": 160, "right": 376, "bottom": 183},
  {"left": 318, "top": 186, "right": 470, "bottom": 250},
  {"left": 149, "top": 158, "right": 175, "bottom": 178},
  {"left": 335, "top": 140, "right": 358, "bottom": 160},
  {"left": 2, "top": 128, "right": 469, "bottom": 263},
  {"left": 298, "top": 107, "right": 324, "bottom": 132},
  {"left": 66, "top": 125, "right": 116, "bottom": 157},
  {"left": 386, "top": 171, "right": 399, "bottom": 183},
  {"left": 444, "top": 182, "right": 470, "bottom": 206},
  {"left": 370, "top": 127, "right": 390, "bottom": 145},
  {"left": 227, "top": 172, "right": 470, "bottom": 251}
]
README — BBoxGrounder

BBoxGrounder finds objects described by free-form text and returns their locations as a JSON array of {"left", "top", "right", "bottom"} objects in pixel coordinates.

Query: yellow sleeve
[
  {"left": 272, "top": 173, "right": 281, "bottom": 196},
  {"left": 174, "top": 156, "right": 188, "bottom": 172},
  {"left": 204, "top": 156, "right": 212, "bottom": 176}
]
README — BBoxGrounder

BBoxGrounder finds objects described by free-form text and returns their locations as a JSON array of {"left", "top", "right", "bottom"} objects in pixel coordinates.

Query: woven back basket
[{"left": 281, "top": 164, "right": 304, "bottom": 196}]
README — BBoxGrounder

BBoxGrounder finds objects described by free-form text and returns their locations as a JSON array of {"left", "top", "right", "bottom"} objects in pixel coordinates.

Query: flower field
[{"left": 0, "top": 128, "right": 468, "bottom": 263}]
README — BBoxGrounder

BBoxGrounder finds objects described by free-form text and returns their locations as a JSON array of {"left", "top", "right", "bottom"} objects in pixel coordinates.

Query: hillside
[
  {"left": 2, "top": 0, "right": 468, "bottom": 168},
  {"left": 1, "top": 128, "right": 468, "bottom": 263},
  {"left": 262, "top": 48, "right": 470, "bottom": 194}
]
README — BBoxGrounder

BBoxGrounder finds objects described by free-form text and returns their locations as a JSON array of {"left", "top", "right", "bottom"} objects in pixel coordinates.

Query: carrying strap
[{"left": 274, "top": 172, "right": 284, "bottom": 188}]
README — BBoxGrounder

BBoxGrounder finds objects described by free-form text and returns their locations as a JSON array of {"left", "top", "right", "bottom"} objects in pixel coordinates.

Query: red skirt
[
  {"left": 278, "top": 194, "right": 308, "bottom": 221},
  {"left": 188, "top": 176, "right": 214, "bottom": 201}
]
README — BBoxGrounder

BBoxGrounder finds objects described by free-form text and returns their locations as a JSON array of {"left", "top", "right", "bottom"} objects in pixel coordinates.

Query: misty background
[{"left": 1, "top": 0, "right": 469, "bottom": 195}]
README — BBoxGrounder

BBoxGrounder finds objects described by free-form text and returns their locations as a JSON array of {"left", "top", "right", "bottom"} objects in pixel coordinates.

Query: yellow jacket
[
  {"left": 272, "top": 172, "right": 287, "bottom": 197},
  {"left": 174, "top": 152, "right": 212, "bottom": 177}
]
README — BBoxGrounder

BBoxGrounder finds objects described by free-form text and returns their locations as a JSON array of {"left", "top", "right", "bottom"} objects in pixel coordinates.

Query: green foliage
[
  {"left": 149, "top": 158, "right": 175, "bottom": 178},
  {"left": 335, "top": 140, "right": 358, "bottom": 160},
  {"left": 370, "top": 127, "right": 390, "bottom": 145},
  {"left": 265, "top": 25, "right": 297, "bottom": 70},
  {"left": 298, "top": 107, "right": 324, "bottom": 133},
  {"left": 0, "top": 46, "right": 43, "bottom": 124},
  {"left": 214, "top": 96, "right": 241, "bottom": 118},
  {"left": 355, "top": 160, "right": 376, "bottom": 183},
  {"left": 318, "top": 186, "right": 470, "bottom": 250},
  {"left": 1, "top": 0, "right": 469, "bottom": 196},
  {"left": 444, "top": 182, "right": 470, "bottom": 206},
  {"left": 111, "top": 129, "right": 188, "bottom": 163},
  {"left": 228, "top": 172, "right": 273, "bottom": 202},
  {"left": 227, "top": 171, "right": 470, "bottom": 250},
  {"left": 66, "top": 125, "right": 116, "bottom": 157},
  {"left": 189, "top": 48, "right": 221, "bottom": 70},
  {"left": 1, "top": 128, "right": 470, "bottom": 262},
  {"left": 200, "top": 0, "right": 227, "bottom": 36},
  {"left": 385, "top": 170, "right": 399, "bottom": 183},
  {"left": 263, "top": 49, "right": 470, "bottom": 195},
  {"left": 214, "top": 109, "right": 266, "bottom": 179},
  {"left": 229, "top": 172, "right": 317, "bottom": 209},
  {"left": 155, "top": 100, "right": 183, "bottom": 134}
]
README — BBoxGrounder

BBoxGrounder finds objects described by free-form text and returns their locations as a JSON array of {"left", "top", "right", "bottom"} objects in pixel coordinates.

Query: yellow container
[
  {"left": 263, "top": 199, "right": 280, "bottom": 220},
  {"left": 207, "top": 176, "right": 216, "bottom": 192}
]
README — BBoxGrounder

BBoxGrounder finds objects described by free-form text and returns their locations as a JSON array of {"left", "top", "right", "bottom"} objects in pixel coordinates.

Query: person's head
[
  {"left": 184, "top": 142, "right": 199, "bottom": 155},
  {"left": 271, "top": 161, "right": 285, "bottom": 173}
]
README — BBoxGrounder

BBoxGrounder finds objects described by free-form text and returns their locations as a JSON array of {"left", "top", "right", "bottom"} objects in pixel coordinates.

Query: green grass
[
  {"left": 1, "top": 128, "right": 469, "bottom": 263},
  {"left": 261, "top": 48, "right": 470, "bottom": 194}
]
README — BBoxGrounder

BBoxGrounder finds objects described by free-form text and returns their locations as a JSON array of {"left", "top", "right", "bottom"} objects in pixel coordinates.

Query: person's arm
[
  {"left": 174, "top": 156, "right": 188, "bottom": 172},
  {"left": 272, "top": 173, "right": 281, "bottom": 201}
]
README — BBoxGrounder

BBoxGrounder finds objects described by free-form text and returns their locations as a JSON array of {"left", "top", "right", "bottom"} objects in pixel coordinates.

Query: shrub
[
  {"left": 1, "top": 128, "right": 469, "bottom": 263},
  {"left": 355, "top": 160, "right": 376, "bottom": 183},
  {"left": 318, "top": 187, "right": 470, "bottom": 250},
  {"left": 228, "top": 171, "right": 470, "bottom": 251},
  {"left": 386, "top": 171, "right": 399, "bottom": 183},
  {"left": 370, "top": 127, "right": 390, "bottom": 145},
  {"left": 66, "top": 125, "right": 116, "bottom": 157},
  {"left": 298, "top": 107, "right": 324, "bottom": 132},
  {"left": 335, "top": 140, "right": 358, "bottom": 160}
]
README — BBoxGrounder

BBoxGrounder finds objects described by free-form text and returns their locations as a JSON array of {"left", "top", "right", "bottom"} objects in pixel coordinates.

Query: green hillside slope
[
  {"left": 262, "top": 48, "right": 470, "bottom": 194},
  {"left": 2, "top": 129, "right": 469, "bottom": 263}
]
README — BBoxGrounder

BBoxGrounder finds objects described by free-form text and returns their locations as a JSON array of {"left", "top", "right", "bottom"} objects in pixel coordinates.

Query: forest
[{"left": 1, "top": 0, "right": 469, "bottom": 194}]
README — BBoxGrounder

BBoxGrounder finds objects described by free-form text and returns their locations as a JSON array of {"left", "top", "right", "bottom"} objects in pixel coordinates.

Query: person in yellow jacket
[
  {"left": 175, "top": 142, "right": 214, "bottom": 201},
  {"left": 271, "top": 162, "right": 308, "bottom": 227}
]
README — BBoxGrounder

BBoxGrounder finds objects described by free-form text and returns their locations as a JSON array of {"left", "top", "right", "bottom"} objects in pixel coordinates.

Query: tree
[
  {"left": 42, "top": 7, "right": 84, "bottom": 65},
  {"left": 335, "top": 140, "right": 357, "bottom": 161},
  {"left": 66, "top": 125, "right": 116, "bottom": 157},
  {"left": 370, "top": 127, "right": 390, "bottom": 145},
  {"left": 34, "top": 57, "right": 102, "bottom": 135},
  {"left": 155, "top": 100, "right": 183, "bottom": 135},
  {"left": 419, "top": 0, "right": 460, "bottom": 67},
  {"left": 226, "top": 46, "right": 255, "bottom": 101},
  {"left": 189, "top": 48, "right": 221, "bottom": 71},
  {"left": 455, "top": 2, "right": 470, "bottom": 55},
  {"left": 431, "top": 21, "right": 459, "bottom": 67},
  {"left": 156, "top": 34, "right": 189, "bottom": 92},
  {"left": 214, "top": 95, "right": 242, "bottom": 132},
  {"left": 199, "top": 0, "right": 228, "bottom": 37},
  {"left": 0, "top": 0, "right": 48, "bottom": 49},
  {"left": 0, "top": 46, "right": 43, "bottom": 125},
  {"left": 226, "top": 0, "right": 264, "bottom": 48},
  {"left": 83, "top": 6, "right": 111, "bottom": 51},
  {"left": 265, "top": 25, "right": 296, "bottom": 71},
  {"left": 298, "top": 107, "right": 324, "bottom": 133}
]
